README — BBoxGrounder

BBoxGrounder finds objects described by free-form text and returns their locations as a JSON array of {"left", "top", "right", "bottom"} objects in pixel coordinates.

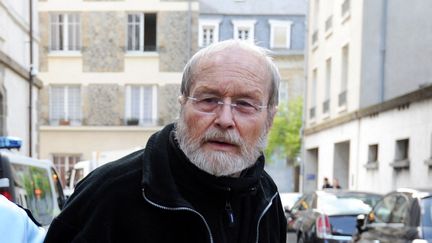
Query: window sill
[
  {"left": 341, "top": 12, "right": 351, "bottom": 25},
  {"left": 48, "top": 51, "right": 82, "bottom": 57},
  {"left": 325, "top": 29, "right": 333, "bottom": 39},
  {"left": 125, "top": 51, "right": 159, "bottom": 57},
  {"left": 322, "top": 112, "right": 330, "bottom": 120},
  {"left": 337, "top": 104, "right": 347, "bottom": 114},
  {"left": 364, "top": 162, "right": 378, "bottom": 170},
  {"left": 390, "top": 159, "right": 410, "bottom": 169}
]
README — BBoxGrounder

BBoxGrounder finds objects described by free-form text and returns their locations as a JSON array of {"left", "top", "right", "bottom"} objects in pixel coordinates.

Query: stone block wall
[
  {"left": 158, "top": 11, "right": 199, "bottom": 72},
  {"left": 82, "top": 12, "right": 125, "bottom": 72},
  {"left": 38, "top": 12, "right": 49, "bottom": 72},
  {"left": 85, "top": 84, "right": 122, "bottom": 125},
  {"left": 158, "top": 84, "right": 181, "bottom": 125},
  {"left": 38, "top": 86, "right": 50, "bottom": 125}
]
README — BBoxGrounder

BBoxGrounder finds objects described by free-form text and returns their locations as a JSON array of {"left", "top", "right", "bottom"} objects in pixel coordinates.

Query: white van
[{"left": 0, "top": 137, "right": 65, "bottom": 227}]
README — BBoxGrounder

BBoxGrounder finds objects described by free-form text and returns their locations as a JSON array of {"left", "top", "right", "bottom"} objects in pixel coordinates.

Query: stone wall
[
  {"left": 38, "top": 86, "right": 50, "bottom": 125},
  {"left": 158, "top": 84, "right": 181, "bottom": 125},
  {"left": 82, "top": 12, "right": 125, "bottom": 72},
  {"left": 38, "top": 12, "right": 49, "bottom": 72},
  {"left": 158, "top": 11, "right": 199, "bottom": 72},
  {"left": 85, "top": 84, "right": 123, "bottom": 125}
]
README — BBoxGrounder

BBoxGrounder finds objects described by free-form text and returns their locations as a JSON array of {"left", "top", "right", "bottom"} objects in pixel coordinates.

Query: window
[
  {"left": 199, "top": 19, "right": 221, "bottom": 47},
  {"left": 310, "top": 69, "right": 317, "bottom": 120},
  {"left": 323, "top": 58, "right": 331, "bottom": 114},
  {"left": 368, "top": 144, "right": 378, "bottom": 163},
  {"left": 232, "top": 20, "right": 256, "bottom": 43},
  {"left": 49, "top": 85, "right": 81, "bottom": 125},
  {"left": 269, "top": 20, "right": 292, "bottom": 49},
  {"left": 52, "top": 154, "right": 81, "bottom": 187},
  {"left": 395, "top": 139, "right": 409, "bottom": 161},
  {"left": 125, "top": 85, "right": 158, "bottom": 126},
  {"left": 339, "top": 44, "right": 349, "bottom": 107},
  {"left": 50, "top": 13, "right": 80, "bottom": 51},
  {"left": 373, "top": 194, "right": 397, "bottom": 224},
  {"left": 127, "top": 13, "right": 157, "bottom": 52}
]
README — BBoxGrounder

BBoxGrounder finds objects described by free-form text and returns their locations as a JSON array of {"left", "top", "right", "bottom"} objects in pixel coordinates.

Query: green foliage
[{"left": 265, "top": 96, "right": 303, "bottom": 163}]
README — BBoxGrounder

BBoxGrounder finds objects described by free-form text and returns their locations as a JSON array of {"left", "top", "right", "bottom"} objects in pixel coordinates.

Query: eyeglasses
[{"left": 186, "top": 96, "right": 267, "bottom": 116}]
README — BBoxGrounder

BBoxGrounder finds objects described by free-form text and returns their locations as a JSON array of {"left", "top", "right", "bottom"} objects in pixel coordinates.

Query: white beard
[{"left": 175, "top": 113, "right": 269, "bottom": 177}]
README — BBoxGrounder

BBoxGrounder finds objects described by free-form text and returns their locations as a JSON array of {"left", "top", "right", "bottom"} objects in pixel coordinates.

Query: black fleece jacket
[{"left": 44, "top": 124, "right": 287, "bottom": 243}]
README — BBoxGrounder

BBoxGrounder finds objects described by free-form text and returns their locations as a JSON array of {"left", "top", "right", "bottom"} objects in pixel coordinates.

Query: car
[
  {"left": 286, "top": 189, "right": 382, "bottom": 242},
  {"left": 0, "top": 137, "right": 65, "bottom": 227},
  {"left": 354, "top": 188, "right": 432, "bottom": 243},
  {"left": 280, "top": 192, "right": 302, "bottom": 210}
]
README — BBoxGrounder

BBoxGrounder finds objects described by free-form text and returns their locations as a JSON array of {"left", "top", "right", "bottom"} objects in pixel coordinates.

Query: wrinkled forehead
[{"left": 193, "top": 47, "right": 272, "bottom": 86}]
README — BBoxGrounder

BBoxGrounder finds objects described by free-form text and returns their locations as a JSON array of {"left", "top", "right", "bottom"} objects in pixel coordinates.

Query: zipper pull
[{"left": 225, "top": 201, "right": 235, "bottom": 227}]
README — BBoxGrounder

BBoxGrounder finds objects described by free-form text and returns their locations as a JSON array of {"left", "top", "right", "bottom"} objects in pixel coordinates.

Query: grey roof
[{"left": 200, "top": 0, "right": 307, "bottom": 15}]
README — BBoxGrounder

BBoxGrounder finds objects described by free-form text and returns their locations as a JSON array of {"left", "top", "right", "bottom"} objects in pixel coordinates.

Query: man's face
[{"left": 176, "top": 47, "right": 275, "bottom": 177}]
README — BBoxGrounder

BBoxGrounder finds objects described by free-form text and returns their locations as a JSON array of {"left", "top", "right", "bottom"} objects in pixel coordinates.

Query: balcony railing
[
  {"left": 323, "top": 99, "right": 330, "bottom": 113},
  {"left": 325, "top": 15, "right": 333, "bottom": 32},
  {"left": 341, "top": 0, "right": 350, "bottom": 17},
  {"left": 309, "top": 106, "right": 316, "bottom": 119},
  {"left": 338, "top": 90, "right": 347, "bottom": 106}
]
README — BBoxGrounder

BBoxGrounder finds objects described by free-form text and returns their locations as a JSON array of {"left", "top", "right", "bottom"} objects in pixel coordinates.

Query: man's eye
[
  {"left": 236, "top": 100, "right": 255, "bottom": 108},
  {"left": 200, "top": 97, "right": 220, "bottom": 104}
]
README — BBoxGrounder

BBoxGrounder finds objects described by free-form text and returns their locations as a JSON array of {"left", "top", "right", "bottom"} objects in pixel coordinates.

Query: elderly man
[{"left": 45, "top": 40, "right": 287, "bottom": 243}]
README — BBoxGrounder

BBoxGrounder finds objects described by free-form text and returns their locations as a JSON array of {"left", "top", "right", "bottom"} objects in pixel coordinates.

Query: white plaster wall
[
  {"left": 304, "top": 98, "right": 432, "bottom": 194},
  {"left": 357, "top": 99, "right": 432, "bottom": 193},
  {"left": 306, "top": 0, "right": 365, "bottom": 127},
  {"left": 37, "top": 56, "right": 182, "bottom": 85}
]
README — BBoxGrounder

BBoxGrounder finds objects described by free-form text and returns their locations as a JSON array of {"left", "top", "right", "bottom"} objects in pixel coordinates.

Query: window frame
[
  {"left": 126, "top": 12, "right": 157, "bottom": 53},
  {"left": 49, "top": 13, "right": 81, "bottom": 52},
  {"left": 198, "top": 19, "right": 221, "bottom": 48},
  {"left": 125, "top": 85, "right": 158, "bottom": 126},
  {"left": 268, "top": 19, "right": 293, "bottom": 49},
  {"left": 49, "top": 85, "right": 82, "bottom": 125},
  {"left": 231, "top": 19, "right": 256, "bottom": 43}
]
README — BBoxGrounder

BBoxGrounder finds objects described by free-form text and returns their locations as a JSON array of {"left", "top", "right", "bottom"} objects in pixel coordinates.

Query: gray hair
[{"left": 180, "top": 39, "right": 280, "bottom": 108}]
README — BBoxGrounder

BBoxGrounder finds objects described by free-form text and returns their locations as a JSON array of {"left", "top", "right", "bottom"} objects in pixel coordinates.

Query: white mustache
[{"left": 202, "top": 128, "right": 242, "bottom": 146}]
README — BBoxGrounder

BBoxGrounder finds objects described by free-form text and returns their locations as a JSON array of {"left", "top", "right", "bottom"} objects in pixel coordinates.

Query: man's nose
[{"left": 214, "top": 102, "right": 235, "bottom": 129}]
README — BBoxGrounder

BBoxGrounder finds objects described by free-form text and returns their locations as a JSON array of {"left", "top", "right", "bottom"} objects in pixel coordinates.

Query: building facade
[
  {"left": 199, "top": 0, "right": 307, "bottom": 192},
  {"left": 0, "top": 0, "right": 41, "bottom": 156},
  {"left": 303, "top": 0, "right": 432, "bottom": 193},
  {"left": 37, "top": 0, "right": 198, "bottom": 184}
]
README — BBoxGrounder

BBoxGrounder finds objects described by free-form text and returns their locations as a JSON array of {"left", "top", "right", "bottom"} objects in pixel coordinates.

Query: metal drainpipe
[
  {"left": 187, "top": 0, "right": 192, "bottom": 59},
  {"left": 28, "top": 0, "right": 34, "bottom": 157},
  {"left": 379, "top": 0, "right": 388, "bottom": 102},
  {"left": 300, "top": 6, "right": 310, "bottom": 193}
]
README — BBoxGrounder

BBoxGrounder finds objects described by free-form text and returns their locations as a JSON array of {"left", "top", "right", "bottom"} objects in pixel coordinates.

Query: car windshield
[
  {"left": 318, "top": 193, "right": 379, "bottom": 215},
  {"left": 422, "top": 197, "right": 432, "bottom": 241}
]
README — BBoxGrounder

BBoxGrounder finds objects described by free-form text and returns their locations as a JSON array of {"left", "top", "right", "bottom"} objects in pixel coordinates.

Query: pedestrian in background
[
  {"left": 322, "top": 177, "right": 333, "bottom": 189},
  {"left": 333, "top": 178, "right": 341, "bottom": 189},
  {"left": 44, "top": 39, "right": 287, "bottom": 243},
  {"left": 0, "top": 194, "right": 46, "bottom": 243}
]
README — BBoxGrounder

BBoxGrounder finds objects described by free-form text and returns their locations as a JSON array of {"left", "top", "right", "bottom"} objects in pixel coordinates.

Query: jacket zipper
[
  {"left": 142, "top": 188, "right": 214, "bottom": 243},
  {"left": 255, "top": 192, "right": 279, "bottom": 243}
]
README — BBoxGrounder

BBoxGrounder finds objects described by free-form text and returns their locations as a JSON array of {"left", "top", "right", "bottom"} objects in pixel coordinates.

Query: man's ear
[
  {"left": 267, "top": 106, "right": 278, "bottom": 129},
  {"left": 178, "top": 95, "right": 186, "bottom": 105}
]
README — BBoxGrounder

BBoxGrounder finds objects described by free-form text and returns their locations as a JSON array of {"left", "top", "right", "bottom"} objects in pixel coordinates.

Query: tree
[{"left": 265, "top": 96, "right": 303, "bottom": 164}]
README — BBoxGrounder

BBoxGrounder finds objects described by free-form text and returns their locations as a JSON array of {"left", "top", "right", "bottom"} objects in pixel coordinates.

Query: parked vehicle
[
  {"left": 354, "top": 188, "right": 432, "bottom": 243},
  {"left": 64, "top": 147, "right": 143, "bottom": 197},
  {"left": 0, "top": 137, "right": 65, "bottom": 227},
  {"left": 286, "top": 189, "right": 382, "bottom": 242}
]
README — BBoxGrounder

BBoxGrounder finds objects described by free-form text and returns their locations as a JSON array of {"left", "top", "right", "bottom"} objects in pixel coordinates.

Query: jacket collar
[{"left": 141, "top": 123, "right": 276, "bottom": 208}]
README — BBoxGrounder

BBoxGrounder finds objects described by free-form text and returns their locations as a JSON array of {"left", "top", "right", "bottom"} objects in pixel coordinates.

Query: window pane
[
  {"left": 144, "top": 13, "right": 157, "bottom": 51},
  {"left": 274, "top": 26, "right": 287, "bottom": 48},
  {"left": 142, "top": 87, "right": 153, "bottom": 123},
  {"left": 50, "top": 87, "right": 65, "bottom": 120},
  {"left": 130, "top": 86, "right": 141, "bottom": 119},
  {"left": 67, "top": 86, "right": 81, "bottom": 121}
]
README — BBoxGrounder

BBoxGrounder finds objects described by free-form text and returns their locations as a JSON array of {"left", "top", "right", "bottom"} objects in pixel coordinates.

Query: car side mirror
[{"left": 356, "top": 214, "right": 366, "bottom": 233}]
